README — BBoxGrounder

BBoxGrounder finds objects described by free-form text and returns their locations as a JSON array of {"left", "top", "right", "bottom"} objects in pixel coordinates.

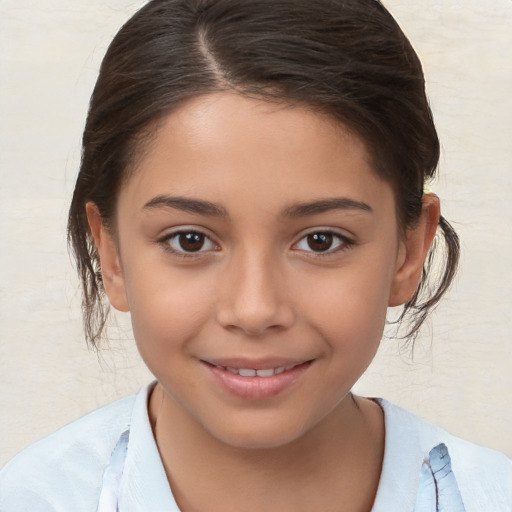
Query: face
[{"left": 90, "top": 93, "right": 431, "bottom": 449}]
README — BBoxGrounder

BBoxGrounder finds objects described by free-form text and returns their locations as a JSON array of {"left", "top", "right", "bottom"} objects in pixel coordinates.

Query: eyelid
[
  {"left": 292, "top": 228, "right": 354, "bottom": 255},
  {"left": 157, "top": 226, "right": 220, "bottom": 257}
]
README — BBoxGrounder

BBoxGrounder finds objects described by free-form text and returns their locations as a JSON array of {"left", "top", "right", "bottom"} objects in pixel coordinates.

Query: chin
[
  {"left": 204, "top": 413, "right": 314, "bottom": 451},
  {"left": 214, "top": 429, "right": 303, "bottom": 451}
]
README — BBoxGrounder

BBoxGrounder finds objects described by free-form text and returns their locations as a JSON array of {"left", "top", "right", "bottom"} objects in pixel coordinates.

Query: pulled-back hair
[{"left": 68, "top": 0, "right": 459, "bottom": 346}]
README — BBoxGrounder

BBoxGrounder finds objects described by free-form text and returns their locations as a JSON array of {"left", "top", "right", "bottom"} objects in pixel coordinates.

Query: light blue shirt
[{"left": 1, "top": 384, "right": 510, "bottom": 511}]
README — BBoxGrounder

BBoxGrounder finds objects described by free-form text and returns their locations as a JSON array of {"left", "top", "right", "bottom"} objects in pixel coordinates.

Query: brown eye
[
  {"left": 306, "top": 232, "right": 333, "bottom": 252},
  {"left": 179, "top": 232, "right": 204, "bottom": 252},
  {"left": 167, "top": 231, "right": 215, "bottom": 253},
  {"left": 294, "top": 231, "right": 348, "bottom": 254}
]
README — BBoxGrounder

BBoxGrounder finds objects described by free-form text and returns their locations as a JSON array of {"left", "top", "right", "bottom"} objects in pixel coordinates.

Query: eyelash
[
  {"left": 158, "top": 229, "right": 219, "bottom": 258},
  {"left": 293, "top": 230, "right": 353, "bottom": 257},
  {"left": 158, "top": 229, "right": 353, "bottom": 258}
]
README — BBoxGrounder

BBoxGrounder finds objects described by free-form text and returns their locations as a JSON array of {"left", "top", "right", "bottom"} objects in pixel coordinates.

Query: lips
[
  {"left": 202, "top": 359, "right": 313, "bottom": 400},
  {"left": 214, "top": 364, "right": 300, "bottom": 377}
]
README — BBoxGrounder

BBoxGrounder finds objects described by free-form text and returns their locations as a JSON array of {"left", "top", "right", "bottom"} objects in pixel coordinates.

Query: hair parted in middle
[{"left": 68, "top": 0, "right": 459, "bottom": 346}]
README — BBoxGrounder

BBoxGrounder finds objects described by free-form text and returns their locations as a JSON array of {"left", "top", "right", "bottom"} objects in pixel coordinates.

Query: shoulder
[
  {"left": 378, "top": 399, "right": 512, "bottom": 511},
  {"left": 0, "top": 392, "right": 138, "bottom": 512}
]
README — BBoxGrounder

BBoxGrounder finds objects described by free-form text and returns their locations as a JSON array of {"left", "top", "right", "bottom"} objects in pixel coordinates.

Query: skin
[{"left": 87, "top": 92, "right": 439, "bottom": 512}]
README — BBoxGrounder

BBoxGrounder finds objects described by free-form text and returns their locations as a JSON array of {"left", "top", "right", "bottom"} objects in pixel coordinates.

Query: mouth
[
  {"left": 207, "top": 362, "right": 305, "bottom": 377},
  {"left": 201, "top": 359, "right": 314, "bottom": 400}
]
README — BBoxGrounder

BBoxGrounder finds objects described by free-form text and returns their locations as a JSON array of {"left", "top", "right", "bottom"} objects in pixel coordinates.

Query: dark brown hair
[{"left": 68, "top": 0, "right": 459, "bottom": 346}]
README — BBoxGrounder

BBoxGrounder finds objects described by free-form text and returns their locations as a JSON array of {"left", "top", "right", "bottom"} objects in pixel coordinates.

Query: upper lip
[{"left": 201, "top": 358, "right": 313, "bottom": 370}]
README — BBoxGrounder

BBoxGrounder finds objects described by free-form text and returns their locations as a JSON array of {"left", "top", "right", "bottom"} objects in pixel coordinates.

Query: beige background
[{"left": 1, "top": 0, "right": 511, "bottom": 466}]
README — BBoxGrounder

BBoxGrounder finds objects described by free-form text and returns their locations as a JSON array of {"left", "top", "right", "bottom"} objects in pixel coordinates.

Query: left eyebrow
[
  {"left": 281, "top": 198, "right": 373, "bottom": 217},
  {"left": 142, "top": 195, "right": 228, "bottom": 217}
]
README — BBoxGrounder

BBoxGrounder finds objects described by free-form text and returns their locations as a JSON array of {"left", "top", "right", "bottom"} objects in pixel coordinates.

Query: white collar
[
  {"left": 110, "top": 387, "right": 458, "bottom": 511},
  {"left": 117, "top": 383, "right": 179, "bottom": 511}
]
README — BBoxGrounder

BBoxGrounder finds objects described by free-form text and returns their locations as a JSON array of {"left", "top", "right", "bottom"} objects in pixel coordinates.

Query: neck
[{"left": 149, "top": 384, "right": 384, "bottom": 512}]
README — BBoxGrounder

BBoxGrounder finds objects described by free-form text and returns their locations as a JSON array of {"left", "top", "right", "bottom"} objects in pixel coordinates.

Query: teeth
[
  {"left": 212, "top": 362, "right": 306, "bottom": 377},
  {"left": 239, "top": 368, "right": 257, "bottom": 377},
  {"left": 222, "top": 365, "right": 301, "bottom": 377},
  {"left": 256, "top": 368, "right": 274, "bottom": 377}
]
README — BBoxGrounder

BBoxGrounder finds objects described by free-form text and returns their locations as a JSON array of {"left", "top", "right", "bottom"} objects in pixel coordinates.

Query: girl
[{"left": 1, "top": 1, "right": 510, "bottom": 511}]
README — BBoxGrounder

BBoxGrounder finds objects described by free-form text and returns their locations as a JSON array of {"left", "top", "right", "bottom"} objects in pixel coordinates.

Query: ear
[
  {"left": 388, "top": 194, "right": 440, "bottom": 307},
  {"left": 86, "top": 202, "right": 130, "bottom": 312}
]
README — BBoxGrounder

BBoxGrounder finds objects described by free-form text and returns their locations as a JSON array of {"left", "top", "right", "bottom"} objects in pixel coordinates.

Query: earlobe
[
  {"left": 388, "top": 194, "right": 440, "bottom": 307},
  {"left": 85, "top": 202, "right": 130, "bottom": 312}
]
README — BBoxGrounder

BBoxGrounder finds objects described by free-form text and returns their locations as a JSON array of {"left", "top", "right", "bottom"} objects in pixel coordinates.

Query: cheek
[
  {"left": 123, "top": 265, "right": 215, "bottom": 359},
  {"left": 297, "top": 259, "right": 394, "bottom": 350}
]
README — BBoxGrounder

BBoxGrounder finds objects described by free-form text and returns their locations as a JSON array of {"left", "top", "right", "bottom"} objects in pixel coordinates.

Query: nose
[{"left": 215, "top": 251, "right": 295, "bottom": 336}]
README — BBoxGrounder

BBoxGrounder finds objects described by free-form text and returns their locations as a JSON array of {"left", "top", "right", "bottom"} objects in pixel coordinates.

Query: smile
[
  {"left": 203, "top": 360, "right": 313, "bottom": 400},
  {"left": 213, "top": 364, "right": 299, "bottom": 377}
]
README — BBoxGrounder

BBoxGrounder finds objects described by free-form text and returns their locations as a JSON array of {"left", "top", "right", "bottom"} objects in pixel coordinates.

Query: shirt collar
[
  {"left": 117, "top": 388, "right": 441, "bottom": 511},
  {"left": 371, "top": 398, "right": 442, "bottom": 512},
  {"left": 118, "top": 383, "right": 180, "bottom": 512}
]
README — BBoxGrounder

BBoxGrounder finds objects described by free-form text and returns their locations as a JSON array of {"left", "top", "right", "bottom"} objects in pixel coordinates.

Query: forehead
[{"left": 118, "top": 92, "right": 393, "bottom": 217}]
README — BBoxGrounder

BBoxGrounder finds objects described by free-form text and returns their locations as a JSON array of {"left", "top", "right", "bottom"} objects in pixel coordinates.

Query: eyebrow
[
  {"left": 282, "top": 198, "right": 373, "bottom": 217},
  {"left": 143, "top": 195, "right": 228, "bottom": 216},
  {"left": 142, "top": 195, "right": 372, "bottom": 218}
]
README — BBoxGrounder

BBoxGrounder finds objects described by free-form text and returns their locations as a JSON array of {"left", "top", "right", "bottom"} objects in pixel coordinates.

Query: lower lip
[{"left": 204, "top": 361, "right": 312, "bottom": 400}]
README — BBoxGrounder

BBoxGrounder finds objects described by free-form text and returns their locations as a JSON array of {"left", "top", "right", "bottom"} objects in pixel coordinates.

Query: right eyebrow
[
  {"left": 281, "top": 197, "right": 373, "bottom": 217},
  {"left": 142, "top": 195, "right": 228, "bottom": 217}
]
